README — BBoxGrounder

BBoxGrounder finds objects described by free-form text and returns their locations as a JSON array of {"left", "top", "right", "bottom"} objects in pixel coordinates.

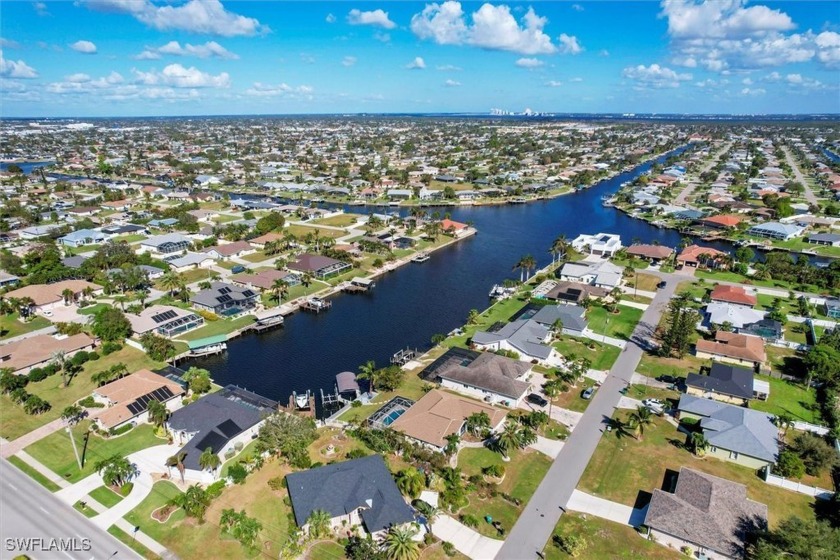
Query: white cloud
[
  {"left": 599, "top": 49, "right": 610, "bottom": 57},
  {"left": 569, "top": 77, "right": 583, "bottom": 82},
  {"left": 0, "top": 51, "right": 38, "bottom": 78},
  {"left": 742, "top": 77, "right": 753, "bottom": 85},
  {"left": 661, "top": 0, "right": 794, "bottom": 40},
  {"left": 411, "top": 2, "right": 559, "bottom": 55},
  {"left": 558, "top": 33, "right": 583, "bottom": 55},
  {"left": 347, "top": 8, "right": 396, "bottom": 29},
  {"left": 571, "top": 4, "right": 584, "bottom": 12},
  {"left": 546, "top": 80, "right": 563, "bottom": 87},
  {"left": 622, "top": 63, "right": 692, "bottom": 88},
  {"left": 515, "top": 57, "right": 544, "bottom": 68},
  {"left": 71, "top": 40, "right": 97, "bottom": 54},
  {"left": 300, "top": 53, "right": 316, "bottom": 64},
  {"left": 374, "top": 32, "right": 391, "bottom": 43},
  {"left": 85, "top": 0, "right": 268, "bottom": 37},
  {"left": 815, "top": 31, "right": 840, "bottom": 68},
  {"left": 436, "top": 64, "right": 462, "bottom": 71},
  {"left": 66, "top": 73, "right": 91, "bottom": 83},
  {"left": 326, "top": 13, "right": 336, "bottom": 24},
  {"left": 132, "top": 63, "right": 230, "bottom": 88},
  {"left": 444, "top": 79, "right": 461, "bottom": 87},
  {"left": 245, "top": 82, "right": 314, "bottom": 97},
  {"left": 740, "top": 87, "right": 766, "bottom": 96},
  {"left": 47, "top": 71, "right": 125, "bottom": 94},
  {"left": 0, "top": 39, "right": 21, "bottom": 49},
  {"left": 342, "top": 56, "right": 357, "bottom": 67},
  {"left": 139, "top": 41, "right": 239, "bottom": 60},
  {"left": 33, "top": 2, "right": 49, "bottom": 16},
  {"left": 406, "top": 56, "right": 426, "bottom": 69}
]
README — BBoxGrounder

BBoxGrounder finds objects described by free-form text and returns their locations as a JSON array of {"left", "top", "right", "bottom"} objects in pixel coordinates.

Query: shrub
[
  {"left": 482, "top": 464, "right": 505, "bottom": 478},
  {"left": 9, "top": 388, "right": 30, "bottom": 404},
  {"left": 681, "top": 545, "right": 693, "bottom": 556},
  {"left": 70, "top": 351, "right": 92, "bottom": 367},
  {"left": 351, "top": 400, "right": 362, "bottom": 408},
  {"left": 267, "top": 477, "right": 285, "bottom": 491},
  {"left": 234, "top": 441, "right": 244, "bottom": 452},
  {"left": 78, "top": 396, "right": 104, "bottom": 408},
  {"left": 442, "top": 541, "right": 456, "bottom": 557},
  {"left": 28, "top": 368, "right": 48, "bottom": 383},
  {"left": 196, "top": 309, "right": 220, "bottom": 322},
  {"left": 109, "top": 423, "right": 133, "bottom": 437},
  {"left": 345, "top": 448, "right": 368, "bottom": 460},
  {"left": 460, "top": 514, "right": 480, "bottom": 528},
  {"left": 775, "top": 450, "right": 806, "bottom": 479},
  {"left": 101, "top": 341, "right": 122, "bottom": 356},
  {"left": 88, "top": 352, "right": 100, "bottom": 361},
  {"left": 206, "top": 480, "right": 227, "bottom": 499},
  {"left": 227, "top": 463, "right": 248, "bottom": 485}
]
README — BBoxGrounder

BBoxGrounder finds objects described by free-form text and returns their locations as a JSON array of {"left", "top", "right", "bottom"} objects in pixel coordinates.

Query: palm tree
[
  {"left": 689, "top": 432, "right": 709, "bottom": 457},
  {"left": 159, "top": 270, "right": 184, "bottom": 297},
  {"left": 443, "top": 433, "right": 460, "bottom": 456},
  {"left": 147, "top": 400, "right": 169, "bottom": 430},
  {"left": 270, "top": 278, "right": 289, "bottom": 304},
  {"left": 95, "top": 455, "right": 139, "bottom": 488},
  {"left": 199, "top": 447, "right": 221, "bottom": 477},
  {"left": 306, "top": 509, "right": 332, "bottom": 538},
  {"left": 774, "top": 413, "right": 794, "bottom": 441},
  {"left": 521, "top": 254, "right": 537, "bottom": 280},
  {"left": 413, "top": 500, "right": 439, "bottom": 536},
  {"left": 166, "top": 452, "right": 187, "bottom": 484},
  {"left": 357, "top": 360, "right": 378, "bottom": 393},
  {"left": 61, "top": 288, "right": 75, "bottom": 306},
  {"left": 301, "top": 272, "right": 313, "bottom": 288},
  {"left": 171, "top": 484, "right": 210, "bottom": 522},
  {"left": 61, "top": 404, "right": 86, "bottom": 470},
  {"left": 395, "top": 468, "right": 425, "bottom": 499},
  {"left": 51, "top": 350, "right": 69, "bottom": 388},
  {"left": 496, "top": 421, "right": 523, "bottom": 459},
  {"left": 512, "top": 258, "right": 526, "bottom": 283},
  {"left": 383, "top": 525, "right": 420, "bottom": 560},
  {"left": 607, "top": 417, "right": 635, "bottom": 440},
  {"left": 550, "top": 235, "right": 569, "bottom": 266},
  {"left": 629, "top": 406, "right": 654, "bottom": 440},
  {"left": 81, "top": 286, "right": 95, "bottom": 302},
  {"left": 465, "top": 412, "right": 491, "bottom": 437}
]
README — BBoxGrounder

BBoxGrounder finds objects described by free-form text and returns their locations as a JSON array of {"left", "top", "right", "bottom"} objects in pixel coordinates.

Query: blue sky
[{"left": 0, "top": 1, "right": 838, "bottom": 117}]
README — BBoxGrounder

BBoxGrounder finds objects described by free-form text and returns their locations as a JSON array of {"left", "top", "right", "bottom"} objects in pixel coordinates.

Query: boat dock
[
  {"left": 391, "top": 347, "right": 417, "bottom": 365},
  {"left": 300, "top": 297, "right": 332, "bottom": 313},
  {"left": 411, "top": 252, "right": 430, "bottom": 263},
  {"left": 341, "top": 277, "right": 375, "bottom": 293},
  {"left": 247, "top": 307, "right": 285, "bottom": 332}
]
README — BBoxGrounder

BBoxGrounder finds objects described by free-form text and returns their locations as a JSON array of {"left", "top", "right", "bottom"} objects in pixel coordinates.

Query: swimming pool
[
  {"left": 381, "top": 409, "right": 405, "bottom": 426},
  {"left": 368, "top": 396, "right": 415, "bottom": 430}
]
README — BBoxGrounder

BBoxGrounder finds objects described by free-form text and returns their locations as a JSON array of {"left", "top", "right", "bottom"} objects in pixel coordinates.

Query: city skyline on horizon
[{"left": 1, "top": 1, "right": 839, "bottom": 118}]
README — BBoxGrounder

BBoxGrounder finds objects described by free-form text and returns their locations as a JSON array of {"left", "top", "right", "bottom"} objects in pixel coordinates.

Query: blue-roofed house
[
  {"left": 59, "top": 229, "right": 108, "bottom": 248},
  {"left": 747, "top": 222, "right": 805, "bottom": 241}
]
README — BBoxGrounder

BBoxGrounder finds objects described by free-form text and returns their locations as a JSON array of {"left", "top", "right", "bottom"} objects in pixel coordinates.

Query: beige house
[
  {"left": 94, "top": 369, "right": 185, "bottom": 430},
  {"left": 5, "top": 280, "right": 102, "bottom": 312},
  {"left": 695, "top": 332, "right": 766, "bottom": 369},
  {"left": 1, "top": 333, "right": 97, "bottom": 375}
]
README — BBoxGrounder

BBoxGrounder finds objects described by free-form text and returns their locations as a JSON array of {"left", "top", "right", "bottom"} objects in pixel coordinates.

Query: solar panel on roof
[
  {"left": 151, "top": 310, "right": 178, "bottom": 323},
  {"left": 241, "top": 290, "right": 255, "bottom": 298},
  {"left": 218, "top": 286, "right": 232, "bottom": 294},
  {"left": 216, "top": 294, "right": 232, "bottom": 303},
  {"left": 216, "top": 418, "right": 242, "bottom": 438}
]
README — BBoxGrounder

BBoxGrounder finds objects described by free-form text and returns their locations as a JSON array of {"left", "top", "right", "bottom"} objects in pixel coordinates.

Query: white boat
[
  {"left": 412, "top": 252, "right": 430, "bottom": 263},
  {"left": 489, "top": 284, "right": 516, "bottom": 299}
]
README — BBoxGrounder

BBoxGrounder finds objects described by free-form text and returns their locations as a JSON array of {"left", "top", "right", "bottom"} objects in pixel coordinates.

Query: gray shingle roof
[
  {"left": 678, "top": 394, "right": 778, "bottom": 462},
  {"left": 190, "top": 282, "right": 258, "bottom": 309},
  {"left": 686, "top": 363, "right": 754, "bottom": 400},
  {"left": 473, "top": 319, "right": 552, "bottom": 360},
  {"left": 530, "top": 304, "right": 588, "bottom": 333},
  {"left": 285, "top": 455, "right": 414, "bottom": 533},
  {"left": 438, "top": 352, "right": 531, "bottom": 400}
]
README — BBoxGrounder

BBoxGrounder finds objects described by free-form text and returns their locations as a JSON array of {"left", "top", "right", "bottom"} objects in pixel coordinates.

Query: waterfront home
[
  {"left": 391, "top": 389, "right": 506, "bottom": 452},
  {"left": 440, "top": 218, "right": 469, "bottom": 237},
  {"left": 571, "top": 232, "right": 622, "bottom": 256},
  {"left": 386, "top": 188, "right": 413, "bottom": 200},
  {"left": 126, "top": 304, "right": 204, "bottom": 337},
  {"left": 558, "top": 260, "right": 624, "bottom": 290},
  {"left": 167, "top": 385, "right": 278, "bottom": 476},
  {"left": 437, "top": 351, "right": 532, "bottom": 407},
  {"left": 544, "top": 281, "right": 609, "bottom": 304},
  {"left": 625, "top": 243, "right": 674, "bottom": 264},
  {"left": 138, "top": 233, "right": 192, "bottom": 255},
  {"left": 164, "top": 252, "right": 216, "bottom": 273},
  {"left": 676, "top": 244, "right": 729, "bottom": 269},
  {"left": 0, "top": 271, "right": 20, "bottom": 288},
  {"left": 529, "top": 304, "right": 589, "bottom": 336},
  {"left": 697, "top": 214, "right": 745, "bottom": 230},
  {"left": 59, "top": 228, "right": 108, "bottom": 247},
  {"left": 190, "top": 282, "right": 258, "bottom": 317},
  {"left": 93, "top": 369, "right": 185, "bottom": 430},
  {"left": 285, "top": 455, "right": 415, "bottom": 537},
  {"left": 287, "top": 253, "right": 351, "bottom": 279},
  {"left": 6, "top": 279, "right": 102, "bottom": 312},
  {"left": 0, "top": 333, "right": 96, "bottom": 376},
  {"left": 806, "top": 232, "right": 840, "bottom": 247},
  {"left": 472, "top": 319, "right": 562, "bottom": 366},
  {"left": 695, "top": 332, "right": 766, "bottom": 369},
  {"left": 201, "top": 240, "right": 255, "bottom": 260},
  {"left": 643, "top": 468, "right": 768, "bottom": 560},
  {"left": 710, "top": 285, "right": 757, "bottom": 308},
  {"left": 704, "top": 302, "right": 765, "bottom": 330},
  {"left": 747, "top": 221, "right": 806, "bottom": 241},
  {"left": 685, "top": 362, "right": 758, "bottom": 406},
  {"left": 824, "top": 298, "right": 840, "bottom": 319},
  {"left": 231, "top": 269, "right": 300, "bottom": 291},
  {"left": 676, "top": 394, "right": 778, "bottom": 469}
]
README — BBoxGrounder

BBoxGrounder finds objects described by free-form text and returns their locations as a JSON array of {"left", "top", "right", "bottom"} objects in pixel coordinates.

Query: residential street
[
  {"left": 0, "top": 458, "right": 140, "bottom": 560},
  {"left": 674, "top": 141, "right": 732, "bottom": 206},
  {"left": 496, "top": 277, "right": 678, "bottom": 559},
  {"left": 781, "top": 145, "right": 819, "bottom": 205}
]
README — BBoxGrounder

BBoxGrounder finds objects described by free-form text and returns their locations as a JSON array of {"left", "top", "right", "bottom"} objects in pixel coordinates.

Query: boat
[
  {"left": 301, "top": 296, "right": 332, "bottom": 312},
  {"left": 411, "top": 252, "right": 430, "bottom": 263},
  {"left": 489, "top": 284, "right": 516, "bottom": 299}
]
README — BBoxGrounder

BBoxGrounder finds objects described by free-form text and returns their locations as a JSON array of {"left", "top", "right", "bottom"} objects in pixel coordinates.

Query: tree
[
  {"left": 661, "top": 296, "right": 698, "bottom": 358},
  {"left": 51, "top": 350, "right": 70, "bottom": 389},
  {"left": 629, "top": 406, "right": 653, "bottom": 440},
  {"left": 465, "top": 411, "right": 491, "bottom": 437},
  {"left": 166, "top": 452, "right": 187, "bottom": 484},
  {"left": 61, "top": 404, "right": 86, "bottom": 470},
  {"left": 607, "top": 417, "right": 635, "bottom": 440},
  {"left": 395, "top": 468, "right": 425, "bottom": 499},
  {"left": 140, "top": 332, "right": 176, "bottom": 362},
  {"left": 61, "top": 288, "right": 75, "bottom": 306},
  {"left": 775, "top": 450, "right": 806, "bottom": 479},
  {"left": 383, "top": 525, "right": 420, "bottom": 560},
  {"left": 689, "top": 432, "right": 709, "bottom": 457},
  {"left": 94, "top": 455, "right": 139, "bottom": 488},
  {"left": 270, "top": 278, "right": 289, "bottom": 304},
  {"left": 256, "top": 412, "right": 318, "bottom": 468},
  {"left": 91, "top": 363, "right": 128, "bottom": 386},
  {"left": 306, "top": 509, "right": 332, "bottom": 538},
  {"left": 496, "top": 421, "right": 523, "bottom": 458},
  {"left": 748, "top": 516, "right": 840, "bottom": 559},
  {"left": 376, "top": 365, "right": 405, "bottom": 392},
  {"left": 345, "top": 535, "right": 386, "bottom": 560},
  {"left": 182, "top": 367, "right": 212, "bottom": 394},
  {"left": 220, "top": 508, "right": 262, "bottom": 549},
  {"left": 254, "top": 212, "right": 284, "bottom": 235},
  {"left": 159, "top": 270, "right": 185, "bottom": 297},
  {"left": 550, "top": 235, "right": 570, "bottom": 265},
  {"left": 413, "top": 499, "right": 439, "bottom": 536},
  {"left": 147, "top": 399, "right": 169, "bottom": 429},
  {"left": 553, "top": 533, "right": 589, "bottom": 557},
  {"left": 443, "top": 433, "right": 460, "bottom": 456},
  {"left": 790, "top": 432, "right": 837, "bottom": 477},
  {"left": 357, "top": 360, "right": 378, "bottom": 393},
  {"left": 23, "top": 395, "right": 51, "bottom": 415},
  {"left": 199, "top": 447, "right": 221, "bottom": 477},
  {"left": 91, "top": 307, "right": 132, "bottom": 342},
  {"left": 171, "top": 484, "right": 210, "bottom": 522},
  {"left": 467, "top": 308, "right": 480, "bottom": 324}
]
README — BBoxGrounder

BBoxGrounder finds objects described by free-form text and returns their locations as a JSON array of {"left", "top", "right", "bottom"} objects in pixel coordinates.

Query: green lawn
[
  {"left": 0, "top": 313, "right": 51, "bottom": 339},
  {"left": 586, "top": 305, "right": 644, "bottom": 340},
  {"left": 306, "top": 541, "right": 346, "bottom": 560},
  {"left": 444, "top": 295, "right": 530, "bottom": 349},
  {"left": 0, "top": 346, "right": 164, "bottom": 440},
  {"left": 175, "top": 315, "right": 255, "bottom": 342},
  {"left": 543, "top": 513, "right": 680, "bottom": 560},
  {"left": 285, "top": 224, "right": 346, "bottom": 239},
  {"left": 7, "top": 455, "right": 62, "bottom": 492},
  {"left": 695, "top": 269, "right": 824, "bottom": 294},
  {"left": 578, "top": 413, "right": 816, "bottom": 528},
  {"left": 749, "top": 375, "right": 820, "bottom": 423},
  {"left": 551, "top": 377, "right": 598, "bottom": 413},
  {"left": 89, "top": 485, "right": 124, "bottom": 508},
  {"left": 635, "top": 353, "right": 709, "bottom": 379},
  {"left": 311, "top": 213, "right": 363, "bottom": 228},
  {"left": 239, "top": 251, "right": 270, "bottom": 264},
  {"left": 633, "top": 272, "right": 663, "bottom": 292},
  {"left": 25, "top": 422, "right": 165, "bottom": 483},
  {"left": 552, "top": 337, "right": 620, "bottom": 370},
  {"left": 78, "top": 303, "right": 110, "bottom": 316},
  {"left": 108, "top": 525, "right": 161, "bottom": 560}
]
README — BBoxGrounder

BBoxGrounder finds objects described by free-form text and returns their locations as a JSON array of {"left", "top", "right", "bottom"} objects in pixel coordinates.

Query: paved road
[
  {"left": 673, "top": 141, "right": 731, "bottom": 206},
  {"left": 0, "top": 458, "right": 140, "bottom": 560},
  {"left": 781, "top": 145, "right": 819, "bottom": 205},
  {"left": 496, "top": 278, "right": 678, "bottom": 559}
]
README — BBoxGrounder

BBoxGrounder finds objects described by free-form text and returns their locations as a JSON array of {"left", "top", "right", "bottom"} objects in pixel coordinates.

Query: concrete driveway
[{"left": 432, "top": 515, "right": 503, "bottom": 560}]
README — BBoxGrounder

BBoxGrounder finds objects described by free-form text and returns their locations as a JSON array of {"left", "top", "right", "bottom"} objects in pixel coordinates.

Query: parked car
[
  {"left": 582, "top": 387, "right": 595, "bottom": 400},
  {"left": 643, "top": 398, "right": 665, "bottom": 414},
  {"left": 657, "top": 375, "right": 678, "bottom": 384},
  {"left": 657, "top": 281, "right": 667, "bottom": 289},
  {"left": 526, "top": 393, "right": 548, "bottom": 407},
  {"left": 231, "top": 265, "right": 246, "bottom": 274}
]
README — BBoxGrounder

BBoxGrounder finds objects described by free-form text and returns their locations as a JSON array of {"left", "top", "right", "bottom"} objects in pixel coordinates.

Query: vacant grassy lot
[
  {"left": 578, "top": 414, "right": 815, "bottom": 528},
  {"left": 586, "top": 305, "right": 643, "bottom": 340},
  {"left": 0, "top": 313, "right": 51, "bottom": 339},
  {"left": 0, "top": 346, "right": 163, "bottom": 440},
  {"left": 25, "top": 422, "right": 165, "bottom": 483},
  {"left": 543, "top": 512, "right": 680, "bottom": 560},
  {"left": 635, "top": 353, "right": 708, "bottom": 380},
  {"left": 553, "top": 336, "right": 620, "bottom": 371},
  {"left": 176, "top": 315, "right": 255, "bottom": 342},
  {"left": 311, "top": 213, "right": 363, "bottom": 228},
  {"left": 749, "top": 375, "right": 820, "bottom": 423},
  {"left": 633, "top": 272, "right": 663, "bottom": 292},
  {"left": 285, "top": 224, "right": 345, "bottom": 239}
]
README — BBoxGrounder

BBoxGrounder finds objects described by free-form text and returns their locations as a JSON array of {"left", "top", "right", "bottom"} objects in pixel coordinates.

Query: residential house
[
  {"left": 138, "top": 233, "right": 192, "bottom": 255},
  {"left": 93, "top": 369, "right": 185, "bottom": 430},
  {"left": 167, "top": 385, "right": 278, "bottom": 474},
  {"left": 571, "top": 232, "right": 622, "bottom": 256},
  {"left": 285, "top": 455, "right": 415, "bottom": 536},
  {"left": 643, "top": 468, "right": 768, "bottom": 560},
  {"left": 544, "top": 281, "right": 609, "bottom": 304},
  {"left": 740, "top": 318, "right": 783, "bottom": 342},
  {"left": 191, "top": 282, "right": 258, "bottom": 317},
  {"left": 201, "top": 241, "right": 255, "bottom": 260},
  {"left": 529, "top": 304, "right": 589, "bottom": 336},
  {"left": 440, "top": 219, "right": 469, "bottom": 237},
  {"left": 248, "top": 232, "right": 285, "bottom": 249},
  {"left": 59, "top": 229, "right": 108, "bottom": 248},
  {"left": 677, "top": 245, "right": 730, "bottom": 269},
  {"left": 698, "top": 215, "right": 745, "bottom": 230},
  {"left": 0, "top": 333, "right": 96, "bottom": 376},
  {"left": 625, "top": 244, "right": 674, "bottom": 264},
  {"left": 391, "top": 389, "right": 506, "bottom": 452},
  {"left": 685, "top": 363, "right": 757, "bottom": 406},
  {"left": 677, "top": 394, "right": 778, "bottom": 469},
  {"left": 824, "top": 298, "right": 840, "bottom": 319},
  {"left": 287, "top": 253, "right": 351, "bottom": 279},
  {"left": 164, "top": 252, "right": 216, "bottom": 273},
  {"left": 747, "top": 222, "right": 805, "bottom": 241},
  {"left": 558, "top": 260, "right": 624, "bottom": 290},
  {"left": 704, "top": 302, "right": 765, "bottom": 330},
  {"left": 806, "top": 233, "right": 840, "bottom": 247},
  {"left": 230, "top": 269, "right": 300, "bottom": 291},
  {"left": 472, "top": 319, "right": 562, "bottom": 366},
  {"left": 695, "top": 332, "right": 766, "bottom": 369},
  {"left": 437, "top": 352, "right": 533, "bottom": 407},
  {"left": 0, "top": 271, "right": 20, "bottom": 288},
  {"left": 710, "top": 285, "right": 757, "bottom": 308},
  {"left": 127, "top": 305, "right": 204, "bottom": 337},
  {"left": 5, "top": 280, "right": 102, "bottom": 312}
]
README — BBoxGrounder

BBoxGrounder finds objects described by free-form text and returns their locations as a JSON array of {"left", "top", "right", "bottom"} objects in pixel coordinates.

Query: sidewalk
[
  {"left": 431, "top": 515, "right": 503, "bottom": 560},
  {"left": 14, "top": 450, "right": 70, "bottom": 489},
  {"left": 582, "top": 329, "right": 627, "bottom": 349},
  {"left": 2, "top": 407, "right": 107, "bottom": 458},
  {"left": 619, "top": 300, "right": 649, "bottom": 311},
  {"left": 566, "top": 490, "right": 648, "bottom": 527}
]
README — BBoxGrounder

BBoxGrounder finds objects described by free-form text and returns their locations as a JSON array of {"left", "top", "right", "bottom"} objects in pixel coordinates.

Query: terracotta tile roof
[
  {"left": 695, "top": 332, "right": 766, "bottom": 364},
  {"left": 626, "top": 244, "right": 674, "bottom": 260},
  {"left": 95, "top": 369, "right": 185, "bottom": 429},
  {"left": 391, "top": 389, "right": 506, "bottom": 448},
  {"left": 677, "top": 245, "right": 729, "bottom": 264},
  {"left": 710, "top": 285, "right": 757, "bottom": 307},
  {"left": 440, "top": 219, "right": 468, "bottom": 231},
  {"left": 700, "top": 214, "right": 745, "bottom": 228},
  {"left": 5, "top": 280, "right": 102, "bottom": 307},
  {"left": 248, "top": 232, "right": 284, "bottom": 246}
]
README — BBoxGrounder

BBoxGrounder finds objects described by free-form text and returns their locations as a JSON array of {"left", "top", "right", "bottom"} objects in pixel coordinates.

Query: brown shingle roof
[
  {"left": 5, "top": 280, "right": 102, "bottom": 307},
  {"left": 626, "top": 244, "right": 674, "bottom": 260},
  {"left": 95, "top": 369, "right": 185, "bottom": 429},
  {"left": 0, "top": 333, "right": 96, "bottom": 373},
  {"left": 695, "top": 332, "right": 766, "bottom": 364},
  {"left": 710, "top": 285, "right": 757, "bottom": 307}
]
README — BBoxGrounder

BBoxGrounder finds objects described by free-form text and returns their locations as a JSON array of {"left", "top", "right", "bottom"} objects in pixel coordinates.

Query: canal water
[{"left": 188, "top": 146, "right": 733, "bottom": 403}]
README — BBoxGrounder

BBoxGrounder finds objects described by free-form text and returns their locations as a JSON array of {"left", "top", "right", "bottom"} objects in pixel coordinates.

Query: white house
[{"left": 571, "top": 232, "right": 622, "bottom": 256}]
